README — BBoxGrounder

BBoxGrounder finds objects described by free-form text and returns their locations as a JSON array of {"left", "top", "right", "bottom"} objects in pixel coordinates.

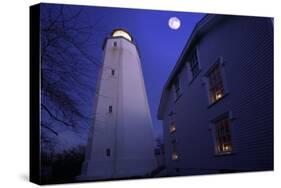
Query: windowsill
[
  {"left": 188, "top": 69, "right": 202, "bottom": 85},
  {"left": 172, "top": 157, "right": 180, "bottom": 161},
  {"left": 207, "top": 92, "right": 229, "bottom": 109},
  {"left": 214, "top": 152, "right": 235, "bottom": 157},
  {"left": 169, "top": 130, "right": 176, "bottom": 134}
]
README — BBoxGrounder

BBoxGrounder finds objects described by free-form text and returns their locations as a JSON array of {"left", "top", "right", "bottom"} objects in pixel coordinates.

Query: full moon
[{"left": 168, "top": 17, "right": 181, "bottom": 30}]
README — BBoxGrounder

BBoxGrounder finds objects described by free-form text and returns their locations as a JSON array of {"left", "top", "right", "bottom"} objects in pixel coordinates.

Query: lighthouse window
[
  {"left": 113, "top": 41, "right": 117, "bottom": 47},
  {"left": 106, "top": 148, "right": 111, "bottom": 157},
  {"left": 112, "top": 30, "right": 132, "bottom": 41},
  {"left": 109, "top": 105, "right": 113, "bottom": 113},
  {"left": 111, "top": 69, "right": 115, "bottom": 76}
]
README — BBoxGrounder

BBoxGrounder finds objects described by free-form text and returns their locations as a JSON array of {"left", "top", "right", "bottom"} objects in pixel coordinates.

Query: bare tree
[{"left": 40, "top": 5, "right": 104, "bottom": 151}]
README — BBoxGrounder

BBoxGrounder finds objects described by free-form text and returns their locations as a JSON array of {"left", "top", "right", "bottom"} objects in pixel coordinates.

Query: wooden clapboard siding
[{"left": 160, "top": 15, "right": 273, "bottom": 175}]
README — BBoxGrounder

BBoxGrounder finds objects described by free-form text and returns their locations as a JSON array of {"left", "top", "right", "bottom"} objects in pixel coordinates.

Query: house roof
[{"left": 157, "top": 14, "right": 227, "bottom": 120}]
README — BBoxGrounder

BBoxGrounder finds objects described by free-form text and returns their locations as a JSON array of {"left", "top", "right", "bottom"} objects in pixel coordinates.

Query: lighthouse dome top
[{"left": 111, "top": 29, "right": 132, "bottom": 42}]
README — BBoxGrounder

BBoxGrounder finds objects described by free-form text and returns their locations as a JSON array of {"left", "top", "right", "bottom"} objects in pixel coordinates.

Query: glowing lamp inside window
[
  {"left": 215, "top": 91, "right": 223, "bottom": 100},
  {"left": 172, "top": 153, "right": 179, "bottom": 160},
  {"left": 112, "top": 30, "right": 132, "bottom": 41},
  {"left": 222, "top": 144, "right": 231, "bottom": 152},
  {"left": 169, "top": 122, "right": 176, "bottom": 133}
]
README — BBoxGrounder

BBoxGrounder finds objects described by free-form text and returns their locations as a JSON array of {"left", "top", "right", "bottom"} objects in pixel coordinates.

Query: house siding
[{"left": 161, "top": 16, "right": 273, "bottom": 175}]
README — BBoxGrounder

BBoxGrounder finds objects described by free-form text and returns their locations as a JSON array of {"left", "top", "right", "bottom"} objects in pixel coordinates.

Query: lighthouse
[{"left": 79, "top": 29, "right": 157, "bottom": 180}]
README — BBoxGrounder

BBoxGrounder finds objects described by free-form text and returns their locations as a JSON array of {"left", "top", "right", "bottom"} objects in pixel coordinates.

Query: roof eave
[{"left": 157, "top": 14, "right": 225, "bottom": 119}]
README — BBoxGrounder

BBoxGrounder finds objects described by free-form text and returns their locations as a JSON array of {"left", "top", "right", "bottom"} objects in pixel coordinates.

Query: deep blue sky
[{"left": 41, "top": 3, "right": 204, "bottom": 151}]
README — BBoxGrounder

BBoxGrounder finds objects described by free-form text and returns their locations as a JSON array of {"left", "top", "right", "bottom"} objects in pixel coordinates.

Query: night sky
[{"left": 41, "top": 3, "right": 205, "bottom": 151}]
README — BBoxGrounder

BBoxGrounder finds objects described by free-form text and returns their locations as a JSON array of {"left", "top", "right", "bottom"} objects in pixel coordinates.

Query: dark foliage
[
  {"left": 41, "top": 145, "right": 85, "bottom": 184},
  {"left": 40, "top": 4, "right": 104, "bottom": 152}
]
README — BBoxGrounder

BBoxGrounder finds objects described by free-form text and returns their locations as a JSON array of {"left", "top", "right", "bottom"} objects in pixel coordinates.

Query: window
[
  {"left": 113, "top": 41, "right": 117, "bottom": 47},
  {"left": 106, "top": 148, "right": 111, "bottom": 157},
  {"left": 112, "top": 30, "right": 132, "bottom": 41},
  {"left": 214, "top": 116, "right": 232, "bottom": 154},
  {"left": 208, "top": 64, "right": 225, "bottom": 103},
  {"left": 173, "top": 76, "right": 181, "bottom": 99},
  {"left": 111, "top": 69, "right": 115, "bottom": 76},
  {"left": 188, "top": 49, "right": 200, "bottom": 78},
  {"left": 169, "top": 111, "right": 176, "bottom": 133},
  {"left": 109, "top": 105, "right": 113, "bottom": 113},
  {"left": 155, "top": 148, "right": 161, "bottom": 156},
  {"left": 169, "top": 122, "right": 176, "bottom": 133},
  {"left": 171, "top": 140, "right": 179, "bottom": 160}
]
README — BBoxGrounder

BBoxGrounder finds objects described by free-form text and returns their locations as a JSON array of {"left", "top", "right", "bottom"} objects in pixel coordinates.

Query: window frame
[
  {"left": 210, "top": 112, "right": 234, "bottom": 156},
  {"left": 204, "top": 57, "right": 229, "bottom": 106},
  {"left": 111, "top": 69, "right": 115, "bottom": 76},
  {"left": 108, "top": 105, "right": 113, "bottom": 113},
  {"left": 173, "top": 74, "right": 182, "bottom": 101},
  {"left": 171, "top": 139, "right": 179, "bottom": 161},
  {"left": 186, "top": 47, "right": 201, "bottom": 83},
  {"left": 169, "top": 122, "right": 176, "bottom": 134},
  {"left": 168, "top": 111, "right": 176, "bottom": 134},
  {"left": 189, "top": 48, "right": 200, "bottom": 77},
  {"left": 106, "top": 148, "right": 111, "bottom": 157},
  {"left": 208, "top": 64, "right": 224, "bottom": 103},
  {"left": 113, "top": 41, "right": 117, "bottom": 47}
]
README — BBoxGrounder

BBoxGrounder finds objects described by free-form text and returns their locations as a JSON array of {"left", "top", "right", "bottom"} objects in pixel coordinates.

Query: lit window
[
  {"left": 188, "top": 49, "right": 200, "bottom": 78},
  {"left": 112, "top": 30, "right": 132, "bottom": 41},
  {"left": 173, "top": 76, "right": 181, "bottom": 99},
  {"left": 168, "top": 111, "right": 176, "bottom": 134},
  {"left": 214, "top": 116, "right": 233, "bottom": 154},
  {"left": 106, "top": 148, "right": 111, "bottom": 157},
  {"left": 172, "top": 153, "right": 179, "bottom": 160},
  {"left": 109, "top": 105, "right": 113, "bottom": 113},
  {"left": 208, "top": 64, "right": 224, "bottom": 103},
  {"left": 171, "top": 140, "right": 179, "bottom": 160},
  {"left": 169, "top": 122, "right": 176, "bottom": 133}
]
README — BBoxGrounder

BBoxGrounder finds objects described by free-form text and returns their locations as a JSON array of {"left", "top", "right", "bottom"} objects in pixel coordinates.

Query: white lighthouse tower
[{"left": 79, "top": 29, "right": 157, "bottom": 180}]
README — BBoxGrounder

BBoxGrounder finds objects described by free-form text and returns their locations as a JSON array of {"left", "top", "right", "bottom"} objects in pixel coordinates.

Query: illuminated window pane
[
  {"left": 172, "top": 153, "right": 179, "bottom": 160},
  {"left": 208, "top": 64, "right": 225, "bottom": 103},
  {"left": 214, "top": 116, "right": 233, "bottom": 154},
  {"left": 171, "top": 140, "right": 179, "bottom": 160},
  {"left": 169, "top": 122, "right": 176, "bottom": 133}
]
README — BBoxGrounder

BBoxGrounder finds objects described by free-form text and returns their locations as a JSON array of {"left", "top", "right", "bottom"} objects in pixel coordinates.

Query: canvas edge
[{"left": 30, "top": 3, "right": 42, "bottom": 185}]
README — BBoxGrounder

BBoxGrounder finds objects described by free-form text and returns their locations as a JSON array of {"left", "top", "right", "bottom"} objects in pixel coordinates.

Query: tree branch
[
  {"left": 41, "top": 103, "right": 73, "bottom": 127},
  {"left": 42, "top": 123, "right": 59, "bottom": 136}
]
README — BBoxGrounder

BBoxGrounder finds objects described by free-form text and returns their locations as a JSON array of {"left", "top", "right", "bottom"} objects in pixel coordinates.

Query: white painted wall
[{"left": 79, "top": 36, "right": 157, "bottom": 180}]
